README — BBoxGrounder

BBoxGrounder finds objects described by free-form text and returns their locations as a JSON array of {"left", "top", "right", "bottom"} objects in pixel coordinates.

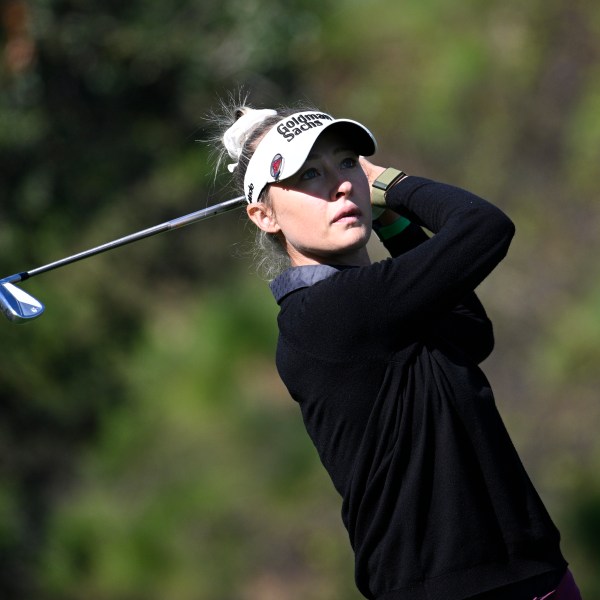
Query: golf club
[{"left": 0, "top": 196, "right": 246, "bottom": 324}]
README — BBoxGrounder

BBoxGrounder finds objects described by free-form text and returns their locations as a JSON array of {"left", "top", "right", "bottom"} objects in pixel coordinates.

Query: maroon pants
[{"left": 536, "top": 569, "right": 582, "bottom": 600}]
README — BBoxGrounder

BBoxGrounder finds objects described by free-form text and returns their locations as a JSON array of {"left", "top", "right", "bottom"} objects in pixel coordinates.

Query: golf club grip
[{"left": 15, "top": 196, "right": 245, "bottom": 282}]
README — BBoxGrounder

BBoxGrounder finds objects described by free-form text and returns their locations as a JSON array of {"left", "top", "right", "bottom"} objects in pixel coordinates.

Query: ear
[{"left": 246, "top": 203, "right": 281, "bottom": 234}]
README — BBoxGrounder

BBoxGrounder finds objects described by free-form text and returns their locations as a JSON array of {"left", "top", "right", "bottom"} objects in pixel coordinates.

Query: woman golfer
[{"left": 215, "top": 104, "right": 581, "bottom": 599}]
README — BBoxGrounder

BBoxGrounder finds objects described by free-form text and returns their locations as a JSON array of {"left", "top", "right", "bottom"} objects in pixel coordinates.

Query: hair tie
[{"left": 223, "top": 108, "right": 278, "bottom": 173}]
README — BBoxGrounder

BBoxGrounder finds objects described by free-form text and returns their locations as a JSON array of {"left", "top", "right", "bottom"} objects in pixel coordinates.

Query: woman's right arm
[
  {"left": 297, "top": 172, "right": 515, "bottom": 351},
  {"left": 375, "top": 175, "right": 515, "bottom": 321}
]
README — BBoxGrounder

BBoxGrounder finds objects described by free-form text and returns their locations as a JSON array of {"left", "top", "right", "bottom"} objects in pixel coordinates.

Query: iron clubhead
[{"left": 0, "top": 282, "right": 45, "bottom": 323}]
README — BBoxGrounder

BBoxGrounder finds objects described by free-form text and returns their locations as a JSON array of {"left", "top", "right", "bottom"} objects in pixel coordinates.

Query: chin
[
  {"left": 343, "top": 226, "right": 371, "bottom": 248},
  {"left": 327, "top": 235, "right": 370, "bottom": 263}
]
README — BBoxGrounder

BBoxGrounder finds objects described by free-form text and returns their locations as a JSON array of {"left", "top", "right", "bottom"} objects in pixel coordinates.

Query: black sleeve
[
  {"left": 379, "top": 222, "right": 430, "bottom": 257},
  {"left": 434, "top": 293, "right": 495, "bottom": 364},
  {"left": 376, "top": 215, "right": 495, "bottom": 362},
  {"left": 279, "top": 176, "right": 514, "bottom": 357}
]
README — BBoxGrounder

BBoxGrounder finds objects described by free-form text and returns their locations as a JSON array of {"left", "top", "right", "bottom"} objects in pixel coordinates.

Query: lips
[{"left": 332, "top": 204, "right": 362, "bottom": 224}]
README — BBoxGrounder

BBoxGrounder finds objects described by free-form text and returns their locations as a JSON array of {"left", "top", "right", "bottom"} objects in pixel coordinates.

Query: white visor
[{"left": 243, "top": 110, "right": 377, "bottom": 203}]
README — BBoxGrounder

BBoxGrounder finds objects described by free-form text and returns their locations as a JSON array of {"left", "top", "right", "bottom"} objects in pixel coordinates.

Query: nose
[{"left": 333, "top": 176, "right": 353, "bottom": 201}]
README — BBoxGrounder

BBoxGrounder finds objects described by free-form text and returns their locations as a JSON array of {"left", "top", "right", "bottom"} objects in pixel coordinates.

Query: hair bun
[{"left": 223, "top": 108, "right": 278, "bottom": 172}]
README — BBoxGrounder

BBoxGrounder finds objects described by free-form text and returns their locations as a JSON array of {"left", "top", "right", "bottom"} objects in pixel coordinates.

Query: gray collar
[{"left": 270, "top": 265, "right": 351, "bottom": 303}]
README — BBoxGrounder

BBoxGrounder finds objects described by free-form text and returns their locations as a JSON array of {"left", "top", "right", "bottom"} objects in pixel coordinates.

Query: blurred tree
[
  {"left": 1, "top": 0, "right": 334, "bottom": 597},
  {"left": 39, "top": 282, "right": 362, "bottom": 599},
  {"left": 1, "top": 0, "right": 599, "bottom": 597}
]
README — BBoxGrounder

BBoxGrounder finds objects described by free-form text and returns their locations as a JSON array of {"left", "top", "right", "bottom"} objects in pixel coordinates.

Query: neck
[{"left": 288, "top": 246, "right": 371, "bottom": 268}]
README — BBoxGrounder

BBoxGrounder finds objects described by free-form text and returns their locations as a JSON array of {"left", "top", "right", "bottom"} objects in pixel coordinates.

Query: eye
[
  {"left": 341, "top": 156, "right": 358, "bottom": 169},
  {"left": 300, "top": 167, "right": 320, "bottom": 181}
]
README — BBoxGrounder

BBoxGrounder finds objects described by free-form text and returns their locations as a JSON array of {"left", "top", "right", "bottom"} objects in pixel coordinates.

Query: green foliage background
[{"left": 1, "top": 0, "right": 599, "bottom": 598}]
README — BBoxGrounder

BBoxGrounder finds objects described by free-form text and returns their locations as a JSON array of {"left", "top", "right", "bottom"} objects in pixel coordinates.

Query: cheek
[
  {"left": 278, "top": 205, "right": 325, "bottom": 243},
  {"left": 272, "top": 199, "right": 329, "bottom": 249},
  {"left": 354, "top": 173, "right": 371, "bottom": 206}
]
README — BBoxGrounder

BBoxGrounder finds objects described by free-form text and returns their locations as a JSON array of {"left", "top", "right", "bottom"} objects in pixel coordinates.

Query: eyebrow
[{"left": 306, "top": 146, "right": 355, "bottom": 161}]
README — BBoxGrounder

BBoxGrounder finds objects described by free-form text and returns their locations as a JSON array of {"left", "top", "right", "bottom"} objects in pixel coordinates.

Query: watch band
[{"left": 371, "top": 168, "right": 407, "bottom": 207}]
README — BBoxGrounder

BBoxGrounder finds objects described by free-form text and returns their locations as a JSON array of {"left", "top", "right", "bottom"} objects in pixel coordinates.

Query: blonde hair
[{"left": 207, "top": 93, "right": 317, "bottom": 279}]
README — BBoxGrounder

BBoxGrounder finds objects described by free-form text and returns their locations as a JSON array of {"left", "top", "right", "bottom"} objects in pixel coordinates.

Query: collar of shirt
[{"left": 269, "top": 264, "right": 354, "bottom": 303}]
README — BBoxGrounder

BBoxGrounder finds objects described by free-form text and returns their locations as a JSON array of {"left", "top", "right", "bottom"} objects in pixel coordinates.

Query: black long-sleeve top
[{"left": 268, "top": 176, "right": 566, "bottom": 600}]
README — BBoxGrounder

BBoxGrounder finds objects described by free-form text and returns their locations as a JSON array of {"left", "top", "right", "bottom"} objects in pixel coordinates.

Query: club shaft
[{"left": 1, "top": 196, "right": 245, "bottom": 285}]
